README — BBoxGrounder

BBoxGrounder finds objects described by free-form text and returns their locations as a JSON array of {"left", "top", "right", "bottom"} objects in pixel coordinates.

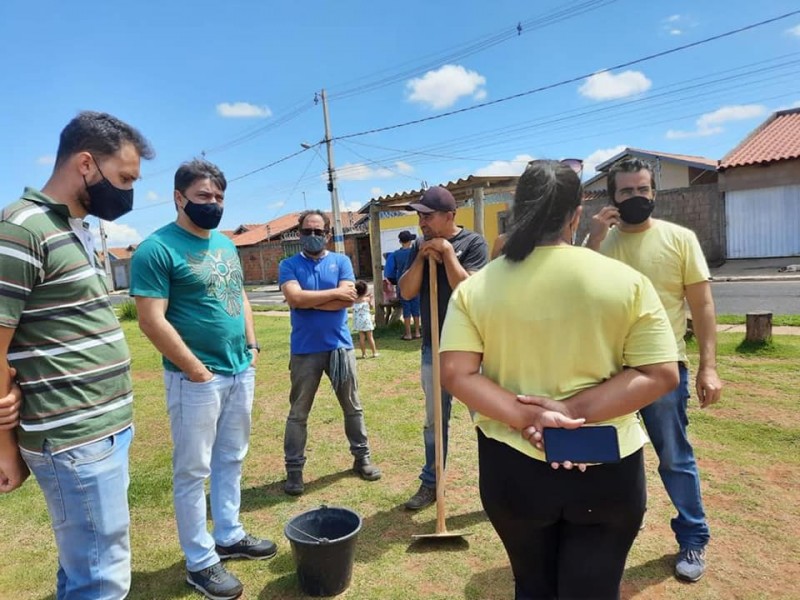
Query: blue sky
[{"left": 2, "top": 0, "right": 800, "bottom": 247}]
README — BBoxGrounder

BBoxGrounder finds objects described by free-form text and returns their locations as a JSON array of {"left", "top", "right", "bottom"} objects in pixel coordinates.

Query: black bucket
[{"left": 284, "top": 505, "right": 362, "bottom": 597}]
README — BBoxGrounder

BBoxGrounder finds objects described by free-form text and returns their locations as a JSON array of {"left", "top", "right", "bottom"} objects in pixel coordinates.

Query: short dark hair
[
  {"left": 298, "top": 209, "right": 330, "bottom": 230},
  {"left": 174, "top": 159, "right": 227, "bottom": 194},
  {"left": 504, "top": 160, "right": 582, "bottom": 262},
  {"left": 55, "top": 111, "right": 154, "bottom": 167},
  {"left": 355, "top": 280, "right": 368, "bottom": 296},
  {"left": 607, "top": 158, "right": 656, "bottom": 199}
]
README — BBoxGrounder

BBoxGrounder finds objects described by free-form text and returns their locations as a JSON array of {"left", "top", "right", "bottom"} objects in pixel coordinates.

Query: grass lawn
[
  {"left": 717, "top": 314, "right": 800, "bottom": 327},
  {"left": 1, "top": 320, "right": 799, "bottom": 599}
]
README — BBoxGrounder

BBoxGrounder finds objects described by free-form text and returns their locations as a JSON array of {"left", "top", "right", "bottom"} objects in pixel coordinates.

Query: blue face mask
[
  {"left": 183, "top": 196, "right": 223, "bottom": 230},
  {"left": 300, "top": 233, "right": 327, "bottom": 255}
]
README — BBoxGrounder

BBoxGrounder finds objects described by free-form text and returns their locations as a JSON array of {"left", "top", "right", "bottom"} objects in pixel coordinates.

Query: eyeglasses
[
  {"left": 527, "top": 158, "right": 584, "bottom": 177},
  {"left": 300, "top": 228, "right": 328, "bottom": 237}
]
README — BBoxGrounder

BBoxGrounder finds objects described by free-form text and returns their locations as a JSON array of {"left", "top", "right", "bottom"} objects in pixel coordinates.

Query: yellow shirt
[
  {"left": 440, "top": 245, "right": 679, "bottom": 461},
  {"left": 600, "top": 219, "right": 710, "bottom": 362}
]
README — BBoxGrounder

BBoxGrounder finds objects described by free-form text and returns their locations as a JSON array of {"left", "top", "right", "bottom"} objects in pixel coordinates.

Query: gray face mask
[{"left": 300, "top": 233, "right": 327, "bottom": 254}]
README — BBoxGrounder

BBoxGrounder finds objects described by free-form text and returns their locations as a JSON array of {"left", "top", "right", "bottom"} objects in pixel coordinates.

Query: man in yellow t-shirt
[{"left": 587, "top": 157, "right": 723, "bottom": 583}]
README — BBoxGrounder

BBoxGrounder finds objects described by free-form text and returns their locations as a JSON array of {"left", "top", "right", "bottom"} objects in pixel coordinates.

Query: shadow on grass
[
  {"left": 406, "top": 509, "right": 487, "bottom": 554},
  {"left": 239, "top": 469, "right": 353, "bottom": 512},
  {"left": 621, "top": 553, "right": 674, "bottom": 598},
  {"left": 129, "top": 560, "right": 190, "bottom": 599},
  {"left": 465, "top": 566, "right": 514, "bottom": 599}
]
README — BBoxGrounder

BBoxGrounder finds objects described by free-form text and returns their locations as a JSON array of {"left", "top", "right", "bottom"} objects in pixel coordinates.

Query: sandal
[{"left": 401, "top": 335, "right": 413, "bottom": 341}]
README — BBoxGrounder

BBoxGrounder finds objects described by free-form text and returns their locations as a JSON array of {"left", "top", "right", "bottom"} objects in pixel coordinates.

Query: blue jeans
[
  {"left": 20, "top": 426, "right": 133, "bottom": 600},
  {"left": 165, "top": 368, "right": 255, "bottom": 572},
  {"left": 284, "top": 350, "right": 370, "bottom": 472},
  {"left": 639, "top": 364, "right": 710, "bottom": 549},
  {"left": 419, "top": 344, "right": 453, "bottom": 488}
]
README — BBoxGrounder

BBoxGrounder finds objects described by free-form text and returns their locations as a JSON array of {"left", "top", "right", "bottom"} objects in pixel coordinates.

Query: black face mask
[
  {"left": 614, "top": 195, "right": 654, "bottom": 225},
  {"left": 83, "top": 163, "right": 134, "bottom": 221},
  {"left": 182, "top": 196, "right": 223, "bottom": 230}
]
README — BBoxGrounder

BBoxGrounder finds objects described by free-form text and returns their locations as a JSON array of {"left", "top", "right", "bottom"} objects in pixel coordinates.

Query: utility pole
[
  {"left": 320, "top": 89, "right": 345, "bottom": 254},
  {"left": 98, "top": 219, "right": 114, "bottom": 290}
]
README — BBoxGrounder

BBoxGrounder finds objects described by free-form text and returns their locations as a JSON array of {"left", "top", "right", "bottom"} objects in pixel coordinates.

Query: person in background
[
  {"left": 353, "top": 280, "right": 379, "bottom": 358},
  {"left": 385, "top": 230, "right": 421, "bottom": 340},
  {"left": 279, "top": 210, "right": 381, "bottom": 496},
  {"left": 586, "top": 157, "right": 722, "bottom": 583},
  {"left": 440, "top": 160, "right": 679, "bottom": 599}
]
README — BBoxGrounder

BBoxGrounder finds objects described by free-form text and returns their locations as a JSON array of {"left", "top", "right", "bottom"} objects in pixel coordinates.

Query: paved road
[
  {"left": 711, "top": 281, "right": 800, "bottom": 315},
  {"left": 112, "top": 281, "right": 800, "bottom": 314}
]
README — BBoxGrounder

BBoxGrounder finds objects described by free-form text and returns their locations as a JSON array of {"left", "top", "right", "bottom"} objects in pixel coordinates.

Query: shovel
[{"left": 412, "top": 256, "right": 471, "bottom": 541}]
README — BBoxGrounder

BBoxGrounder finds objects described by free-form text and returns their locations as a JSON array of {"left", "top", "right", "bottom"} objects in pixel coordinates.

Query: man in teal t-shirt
[{"left": 130, "top": 159, "right": 275, "bottom": 600}]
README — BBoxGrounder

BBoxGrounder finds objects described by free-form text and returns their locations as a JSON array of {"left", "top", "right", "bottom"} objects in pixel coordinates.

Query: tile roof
[
  {"left": 719, "top": 108, "right": 800, "bottom": 169},
  {"left": 107, "top": 245, "right": 138, "bottom": 260},
  {"left": 595, "top": 147, "right": 717, "bottom": 173}
]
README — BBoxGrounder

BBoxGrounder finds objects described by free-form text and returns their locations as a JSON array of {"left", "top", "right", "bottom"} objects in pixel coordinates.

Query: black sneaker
[
  {"left": 353, "top": 457, "right": 382, "bottom": 481},
  {"left": 404, "top": 483, "right": 436, "bottom": 511},
  {"left": 216, "top": 533, "right": 277, "bottom": 561},
  {"left": 186, "top": 561, "right": 243, "bottom": 600}
]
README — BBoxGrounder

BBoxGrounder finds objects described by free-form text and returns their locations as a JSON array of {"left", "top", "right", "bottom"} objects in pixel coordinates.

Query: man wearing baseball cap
[
  {"left": 398, "top": 186, "right": 488, "bottom": 510},
  {"left": 384, "top": 230, "right": 421, "bottom": 340}
]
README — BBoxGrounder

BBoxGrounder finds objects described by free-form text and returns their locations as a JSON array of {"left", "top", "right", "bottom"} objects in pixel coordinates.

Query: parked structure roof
[{"left": 719, "top": 108, "right": 800, "bottom": 170}]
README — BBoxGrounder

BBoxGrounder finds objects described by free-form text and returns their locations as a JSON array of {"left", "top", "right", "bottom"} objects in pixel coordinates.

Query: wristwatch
[{"left": 246, "top": 343, "right": 261, "bottom": 353}]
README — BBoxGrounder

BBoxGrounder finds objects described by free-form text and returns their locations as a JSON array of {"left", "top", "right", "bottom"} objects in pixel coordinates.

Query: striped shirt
[{"left": 0, "top": 188, "right": 133, "bottom": 453}]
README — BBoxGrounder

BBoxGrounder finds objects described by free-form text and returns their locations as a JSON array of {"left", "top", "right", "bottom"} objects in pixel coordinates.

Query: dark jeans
[
  {"left": 639, "top": 364, "right": 710, "bottom": 549},
  {"left": 284, "top": 350, "right": 370, "bottom": 472},
  {"left": 478, "top": 429, "right": 645, "bottom": 600}
]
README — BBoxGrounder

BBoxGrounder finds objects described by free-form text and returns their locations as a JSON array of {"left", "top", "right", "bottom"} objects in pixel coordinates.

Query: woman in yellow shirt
[{"left": 440, "top": 160, "right": 679, "bottom": 599}]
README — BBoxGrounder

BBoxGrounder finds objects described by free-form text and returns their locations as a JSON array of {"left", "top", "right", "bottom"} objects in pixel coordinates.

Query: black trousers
[{"left": 477, "top": 429, "right": 646, "bottom": 600}]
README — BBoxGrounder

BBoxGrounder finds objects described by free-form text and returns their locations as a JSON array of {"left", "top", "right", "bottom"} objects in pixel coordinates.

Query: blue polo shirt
[{"left": 279, "top": 251, "right": 355, "bottom": 354}]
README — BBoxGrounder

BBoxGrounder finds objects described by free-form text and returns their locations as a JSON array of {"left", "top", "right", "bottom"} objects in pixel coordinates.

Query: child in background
[{"left": 353, "top": 281, "right": 379, "bottom": 358}]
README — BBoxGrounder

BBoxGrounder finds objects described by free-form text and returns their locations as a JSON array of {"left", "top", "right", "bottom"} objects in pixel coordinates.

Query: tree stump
[{"left": 745, "top": 311, "right": 772, "bottom": 343}]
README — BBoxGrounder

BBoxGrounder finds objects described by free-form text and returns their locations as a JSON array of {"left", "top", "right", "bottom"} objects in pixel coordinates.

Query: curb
[{"left": 710, "top": 275, "right": 800, "bottom": 282}]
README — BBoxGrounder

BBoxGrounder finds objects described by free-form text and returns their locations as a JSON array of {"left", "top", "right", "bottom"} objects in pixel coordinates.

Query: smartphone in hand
[{"left": 543, "top": 425, "right": 621, "bottom": 464}]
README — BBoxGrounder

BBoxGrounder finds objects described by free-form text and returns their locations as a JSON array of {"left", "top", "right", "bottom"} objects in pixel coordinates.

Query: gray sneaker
[
  {"left": 186, "top": 561, "right": 243, "bottom": 600},
  {"left": 216, "top": 533, "right": 277, "bottom": 560},
  {"left": 675, "top": 547, "right": 706, "bottom": 582},
  {"left": 404, "top": 484, "right": 436, "bottom": 511}
]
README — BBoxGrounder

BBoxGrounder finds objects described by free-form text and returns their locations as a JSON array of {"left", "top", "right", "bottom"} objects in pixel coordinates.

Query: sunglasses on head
[
  {"left": 300, "top": 228, "right": 328, "bottom": 237},
  {"left": 527, "top": 158, "right": 584, "bottom": 177}
]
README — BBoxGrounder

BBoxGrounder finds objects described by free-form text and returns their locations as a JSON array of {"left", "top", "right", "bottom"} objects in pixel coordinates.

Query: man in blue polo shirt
[{"left": 279, "top": 210, "right": 381, "bottom": 496}]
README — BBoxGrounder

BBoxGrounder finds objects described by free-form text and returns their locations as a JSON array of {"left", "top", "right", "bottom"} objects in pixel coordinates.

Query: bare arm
[
  {"left": 135, "top": 297, "right": 212, "bottom": 382},
  {"left": 585, "top": 206, "right": 621, "bottom": 251},
  {"left": 0, "top": 326, "right": 29, "bottom": 493},
  {"left": 490, "top": 234, "right": 506, "bottom": 260},
  {"left": 685, "top": 280, "right": 722, "bottom": 407},
  {"left": 399, "top": 249, "right": 424, "bottom": 300},
  {"left": 440, "top": 350, "right": 585, "bottom": 431},
  {"left": 281, "top": 280, "right": 356, "bottom": 309},
  {"left": 242, "top": 293, "right": 259, "bottom": 366}
]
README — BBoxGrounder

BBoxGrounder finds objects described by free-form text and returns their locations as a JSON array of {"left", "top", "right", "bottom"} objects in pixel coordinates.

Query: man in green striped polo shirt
[{"left": 0, "top": 111, "right": 153, "bottom": 600}]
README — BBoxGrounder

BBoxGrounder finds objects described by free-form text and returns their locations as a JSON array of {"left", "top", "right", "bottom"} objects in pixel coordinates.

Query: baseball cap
[
  {"left": 398, "top": 230, "right": 416, "bottom": 243},
  {"left": 406, "top": 186, "right": 456, "bottom": 214}
]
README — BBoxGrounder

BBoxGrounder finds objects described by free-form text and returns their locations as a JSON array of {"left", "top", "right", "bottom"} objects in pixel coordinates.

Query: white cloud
[
  {"left": 36, "top": 155, "right": 56, "bottom": 166},
  {"left": 216, "top": 102, "right": 272, "bottom": 118},
  {"left": 268, "top": 200, "right": 285, "bottom": 210},
  {"left": 669, "top": 28, "right": 682, "bottom": 36},
  {"left": 342, "top": 201, "right": 362, "bottom": 212},
  {"left": 146, "top": 191, "right": 159, "bottom": 202},
  {"left": 579, "top": 70, "right": 652, "bottom": 101},
  {"left": 666, "top": 104, "right": 767, "bottom": 139},
  {"left": 787, "top": 24, "right": 800, "bottom": 37},
  {"left": 370, "top": 187, "right": 383, "bottom": 198},
  {"left": 91, "top": 222, "right": 143, "bottom": 248},
  {"left": 336, "top": 161, "right": 415, "bottom": 181},
  {"left": 666, "top": 14, "right": 681, "bottom": 23},
  {"left": 583, "top": 145, "right": 627, "bottom": 177},
  {"left": 406, "top": 64, "right": 487, "bottom": 109},
  {"left": 474, "top": 154, "right": 535, "bottom": 177}
]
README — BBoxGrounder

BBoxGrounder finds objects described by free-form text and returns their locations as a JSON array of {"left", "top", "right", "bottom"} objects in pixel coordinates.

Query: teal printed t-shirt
[{"left": 130, "top": 222, "right": 250, "bottom": 375}]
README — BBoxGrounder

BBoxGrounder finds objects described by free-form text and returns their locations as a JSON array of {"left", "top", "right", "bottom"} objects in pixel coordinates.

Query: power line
[
  {"left": 228, "top": 147, "right": 311, "bottom": 183},
  {"left": 328, "top": 0, "right": 618, "bottom": 101},
  {"left": 332, "top": 10, "right": 800, "bottom": 141}
]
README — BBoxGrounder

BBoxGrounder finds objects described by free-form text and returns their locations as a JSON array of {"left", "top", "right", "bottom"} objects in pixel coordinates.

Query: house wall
[
  {"left": 719, "top": 159, "right": 800, "bottom": 192},
  {"left": 658, "top": 161, "right": 690, "bottom": 190},
  {"left": 577, "top": 183, "right": 725, "bottom": 265},
  {"left": 237, "top": 236, "right": 369, "bottom": 284}
]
